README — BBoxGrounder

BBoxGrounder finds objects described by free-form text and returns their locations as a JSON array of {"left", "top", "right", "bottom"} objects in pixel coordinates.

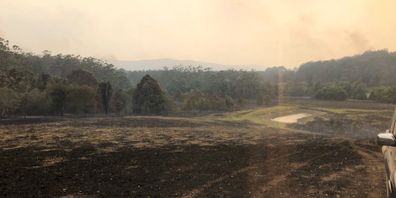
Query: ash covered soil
[{"left": 0, "top": 100, "right": 392, "bottom": 197}]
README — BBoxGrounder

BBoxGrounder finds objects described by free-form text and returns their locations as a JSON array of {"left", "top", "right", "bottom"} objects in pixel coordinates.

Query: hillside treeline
[
  {"left": 2, "top": 35, "right": 396, "bottom": 118},
  {"left": 0, "top": 37, "right": 277, "bottom": 117},
  {"left": 127, "top": 50, "right": 396, "bottom": 103},
  {"left": 286, "top": 50, "right": 396, "bottom": 102},
  {"left": 127, "top": 66, "right": 276, "bottom": 104}
]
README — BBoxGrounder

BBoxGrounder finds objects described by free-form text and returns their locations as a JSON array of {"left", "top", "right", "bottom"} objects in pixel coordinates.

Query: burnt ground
[{"left": 0, "top": 101, "right": 391, "bottom": 197}]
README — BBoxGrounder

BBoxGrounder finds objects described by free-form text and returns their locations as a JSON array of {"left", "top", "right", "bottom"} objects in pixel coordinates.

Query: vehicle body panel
[{"left": 381, "top": 107, "right": 396, "bottom": 197}]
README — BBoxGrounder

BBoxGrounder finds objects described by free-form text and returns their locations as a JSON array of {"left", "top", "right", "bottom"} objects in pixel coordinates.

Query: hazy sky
[{"left": 0, "top": 0, "right": 395, "bottom": 69}]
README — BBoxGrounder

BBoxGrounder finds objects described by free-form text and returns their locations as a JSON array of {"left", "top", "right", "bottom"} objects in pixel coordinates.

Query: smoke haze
[{"left": 0, "top": 0, "right": 395, "bottom": 69}]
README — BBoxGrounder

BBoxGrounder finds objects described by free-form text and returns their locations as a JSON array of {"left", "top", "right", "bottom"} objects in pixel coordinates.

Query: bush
[
  {"left": 224, "top": 95, "right": 235, "bottom": 109},
  {"left": 315, "top": 85, "right": 348, "bottom": 101},
  {"left": 182, "top": 91, "right": 206, "bottom": 111},
  {"left": 350, "top": 81, "right": 367, "bottom": 100},
  {"left": 65, "top": 85, "right": 97, "bottom": 114},
  {"left": 256, "top": 93, "right": 272, "bottom": 106},
  {"left": 19, "top": 89, "right": 50, "bottom": 115},
  {"left": 182, "top": 91, "right": 235, "bottom": 111},
  {"left": 369, "top": 86, "right": 396, "bottom": 103},
  {"left": 285, "top": 82, "right": 308, "bottom": 97}
]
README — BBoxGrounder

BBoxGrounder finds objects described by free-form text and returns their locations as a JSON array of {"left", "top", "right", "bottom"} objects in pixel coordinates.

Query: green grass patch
[{"left": 212, "top": 105, "right": 298, "bottom": 129}]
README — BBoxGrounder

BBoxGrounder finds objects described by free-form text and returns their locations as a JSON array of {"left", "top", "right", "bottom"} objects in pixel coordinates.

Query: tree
[
  {"left": 256, "top": 93, "right": 264, "bottom": 106},
  {"left": 65, "top": 85, "right": 97, "bottom": 114},
  {"left": 48, "top": 81, "right": 67, "bottom": 116},
  {"left": 98, "top": 82, "right": 112, "bottom": 114},
  {"left": 133, "top": 75, "right": 170, "bottom": 115},
  {"left": 256, "top": 82, "right": 274, "bottom": 105},
  {"left": 369, "top": 86, "right": 396, "bottom": 103},
  {"left": 182, "top": 91, "right": 207, "bottom": 111},
  {"left": 285, "top": 82, "right": 308, "bottom": 97},
  {"left": 224, "top": 95, "right": 235, "bottom": 109},
  {"left": 66, "top": 69, "right": 98, "bottom": 87},
  {"left": 0, "top": 69, "right": 35, "bottom": 92},
  {"left": 0, "top": 87, "right": 20, "bottom": 118},
  {"left": 36, "top": 73, "right": 51, "bottom": 91},
  {"left": 182, "top": 91, "right": 235, "bottom": 111},
  {"left": 19, "top": 89, "right": 50, "bottom": 115},
  {"left": 350, "top": 81, "right": 367, "bottom": 100},
  {"left": 110, "top": 89, "right": 129, "bottom": 114},
  {"left": 315, "top": 84, "right": 348, "bottom": 101}
]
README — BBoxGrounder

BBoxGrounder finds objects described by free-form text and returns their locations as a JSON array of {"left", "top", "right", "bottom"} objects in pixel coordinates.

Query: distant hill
[
  {"left": 295, "top": 50, "right": 396, "bottom": 86},
  {"left": 108, "top": 58, "right": 253, "bottom": 71}
]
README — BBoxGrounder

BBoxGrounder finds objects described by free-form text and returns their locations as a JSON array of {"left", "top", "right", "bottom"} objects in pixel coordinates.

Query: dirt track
[{"left": 0, "top": 100, "right": 391, "bottom": 197}]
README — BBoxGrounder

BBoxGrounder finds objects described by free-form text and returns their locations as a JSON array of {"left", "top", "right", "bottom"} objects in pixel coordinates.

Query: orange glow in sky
[{"left": 0, "top": 0, "right": 395, "bottom": 68}]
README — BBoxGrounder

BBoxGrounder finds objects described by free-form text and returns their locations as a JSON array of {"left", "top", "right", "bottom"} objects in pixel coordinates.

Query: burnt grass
[
  {"left": 290, "top": 108, "right": 392, "bottom": 139},
  {"left": 0, "top": 138, "right": 378, "bottom": 198},
  {"left": 0, "top": 104, "right": 389, "bottom": 197}
]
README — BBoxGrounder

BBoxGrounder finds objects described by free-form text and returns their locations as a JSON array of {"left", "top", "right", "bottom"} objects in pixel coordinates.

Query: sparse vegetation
[{"left": 0, "top": 99, "right": 388, "bottom": 197}]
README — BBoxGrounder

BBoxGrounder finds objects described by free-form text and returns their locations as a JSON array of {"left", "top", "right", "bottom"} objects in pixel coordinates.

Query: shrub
[
  {"left": 285, "top": 82, "right": 308, "bottom": 97},
  {"left": 369, "top": 86, "right": 396, "bottom": 103},
  {"left": 315, "top": 85, "right": 348, "bottom": 101},
  {"left": 224, "top": 95, "right": 235, "bottom": 109},
  {"left": 350, "top": 81, "right": 367, "bottom": 100},
  {"left": 19, "top": 89, "right": 50, "bottom": 115},
  {"left": 65, "top": 85, "right": 97, "bottom": 114},
  {"left": 182, "top": 91, "right": 234, "bottom": 111}
]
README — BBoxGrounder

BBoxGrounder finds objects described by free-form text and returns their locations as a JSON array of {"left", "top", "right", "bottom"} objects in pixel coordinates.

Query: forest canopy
[
  {"left": 0, "top": 37, "right": 277, "bottom": 117},
  {"left": 1, "top": 36, "right": 396, "bottom": 117}
]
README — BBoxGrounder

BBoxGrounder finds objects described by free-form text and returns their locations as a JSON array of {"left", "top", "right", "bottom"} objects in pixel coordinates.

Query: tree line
[
  {"left": 2, "top": 35, "right": 396, "bottom": 118},
  {"left": 127, "top": 50, "right": 396, "bottom": 103},
  {"left": 283, "top": 50, "right": 396, "bottom": 102},
  {"left": 0, "top": 37, "right": 278, "bottom": 117},
  {"left": 127, "top": 66, "right": 277, "bottom": 107}
]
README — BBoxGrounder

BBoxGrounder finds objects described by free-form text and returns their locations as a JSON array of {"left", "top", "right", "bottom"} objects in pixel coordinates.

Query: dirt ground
[{"left": 0, "top": 99, "right": 392, "bottom": 197}]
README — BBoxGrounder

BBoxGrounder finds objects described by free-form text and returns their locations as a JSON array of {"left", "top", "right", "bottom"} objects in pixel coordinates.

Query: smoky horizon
[{"left": 0, "top": 0, "right": 395, "bottom": 70}]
